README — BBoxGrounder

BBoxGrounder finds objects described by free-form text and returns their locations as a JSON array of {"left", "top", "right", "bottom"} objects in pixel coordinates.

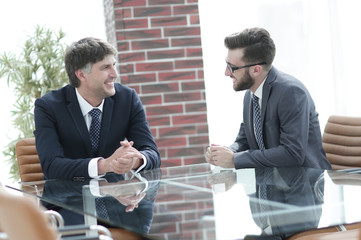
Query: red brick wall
[{"left": 104, "top": 0, "right": 209, "bottom": 167}]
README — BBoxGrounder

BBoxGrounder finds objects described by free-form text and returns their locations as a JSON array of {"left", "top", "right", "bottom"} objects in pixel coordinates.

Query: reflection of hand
[
  {"left": 99, "top": 180, "right": 147, "bottom": 212},
  {"left": 207, "top": 171, "right": 236, "bottom": 193},
  {"left": 114, "top": 192, "right": 146, "bottom": 212},
  {"left": 205, "top": 144, "right": 235, "bottom": 169}
]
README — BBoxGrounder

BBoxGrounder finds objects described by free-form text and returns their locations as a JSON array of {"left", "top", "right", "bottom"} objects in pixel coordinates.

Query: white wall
[
  {"left": 0, "top": 0, "right": 106, "bottom": 183},
  {"left": 199, "top": 0, "right": 361, "bottom": 146}
]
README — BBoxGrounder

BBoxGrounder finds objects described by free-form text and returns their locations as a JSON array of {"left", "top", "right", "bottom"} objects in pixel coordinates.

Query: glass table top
[{"left": 5, "top": 163, "right": 361, "bottom": 240}]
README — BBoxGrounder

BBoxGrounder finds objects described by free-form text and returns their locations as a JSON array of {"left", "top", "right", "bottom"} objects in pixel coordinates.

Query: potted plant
[{"left": 0, "top": 26, "right": 68, "bottom": 180}]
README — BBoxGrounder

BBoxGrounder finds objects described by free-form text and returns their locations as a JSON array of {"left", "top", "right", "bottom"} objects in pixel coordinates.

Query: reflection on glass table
[{"left": 5, "top": 163, "right": 361, "bottom": 240}]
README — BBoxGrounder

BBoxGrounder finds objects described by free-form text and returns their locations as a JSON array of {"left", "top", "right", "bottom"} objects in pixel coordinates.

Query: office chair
[
  {"left": 0, "top": 184, "right": 113, "bottom": 240},
  {"left": 16, "top": 137, "right": 44, "bottom": 182},
  {"left": 14, "top": 137, "right": 145, "bottom": 240},
  {"left": 322, "top": 115, "right": 361, "bottom": 170}
]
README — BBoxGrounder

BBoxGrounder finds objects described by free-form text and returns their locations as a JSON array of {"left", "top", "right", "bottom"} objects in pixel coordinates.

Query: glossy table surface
[{"left": 5, "top": 163, "right": 361, "bottom": 239}]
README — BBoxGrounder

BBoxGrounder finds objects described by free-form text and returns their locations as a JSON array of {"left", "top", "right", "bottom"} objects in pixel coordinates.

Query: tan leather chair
[
  {"left": 14, "top": 138, "right": 144, "bottom": 240},
  {"left": 15, "top": 137, "right": 44, "bottom": 182},
  {"left": 322, "top": 115, "right": 361, "bottom": 170},
  {"left": 286, "top": 222, "right": 361, "bottom": 240}
]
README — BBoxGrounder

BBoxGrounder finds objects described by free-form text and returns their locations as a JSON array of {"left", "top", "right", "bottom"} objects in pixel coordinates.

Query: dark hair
[
  {"left": 224, "top": 27, "right": 275, "bottom": 71},
  {"left": 64, "top": 37, "right": 117, "bottom": 87}
]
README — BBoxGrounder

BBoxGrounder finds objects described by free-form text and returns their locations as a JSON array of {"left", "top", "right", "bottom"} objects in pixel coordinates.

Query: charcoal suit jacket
[{"left": 229, "top": 67, "right": 331, "bottom": 170}]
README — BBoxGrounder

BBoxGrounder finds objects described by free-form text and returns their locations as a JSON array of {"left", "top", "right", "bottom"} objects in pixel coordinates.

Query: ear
[
  {"left": 250, "top": 65, "right": 263, "bottom": 77},
  {"left": 75, "top": 69, "right": 87, "bottom": 82}
]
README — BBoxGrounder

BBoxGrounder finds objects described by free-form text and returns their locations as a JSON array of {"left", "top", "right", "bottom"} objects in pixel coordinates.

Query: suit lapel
[
  {"left": 65, "top": 86, "right": 93, "bottom": 155},
  {"left": 261, "top": 67, "right": 277, "bottom": 126},
  {"left": 245, "top": 90, "right": 258, "bottom": 148}
]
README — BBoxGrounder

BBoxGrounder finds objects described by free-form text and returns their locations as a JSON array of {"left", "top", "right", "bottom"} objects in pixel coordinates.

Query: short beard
[{"left": 233, "top": 69, "right": 254, "bottom": 91}]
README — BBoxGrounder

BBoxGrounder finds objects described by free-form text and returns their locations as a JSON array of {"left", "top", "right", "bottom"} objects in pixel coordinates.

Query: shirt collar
[
  {"left": 253, "top": 76, "right": 268, "bottom": 100},
  {"left": 75, "top": 88, "right": 104, "bottom": 116}
]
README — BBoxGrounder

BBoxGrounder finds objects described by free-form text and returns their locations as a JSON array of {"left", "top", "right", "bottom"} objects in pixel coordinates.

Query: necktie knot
[{"left": 89, "top": 108, "right": 101, "bottom": 119}]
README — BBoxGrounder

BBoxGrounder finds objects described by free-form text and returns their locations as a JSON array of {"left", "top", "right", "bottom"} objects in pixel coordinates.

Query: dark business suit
[
  {"left": 229, "top": 67, "right": 331, "bottom": 169},
  {"left": 34, "top": 83, "right": 161, "bottom": 180},
  {"left": 246, "top": 167, "right": 324, "bottom": 239}
]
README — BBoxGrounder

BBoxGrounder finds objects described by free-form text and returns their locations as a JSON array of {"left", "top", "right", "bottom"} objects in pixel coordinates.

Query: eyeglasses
[{"left": 226, "top": 61, "right": 267, "bottom": 73}]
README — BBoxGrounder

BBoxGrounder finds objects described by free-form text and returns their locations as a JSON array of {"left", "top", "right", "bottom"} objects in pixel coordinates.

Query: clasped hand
[
  {"left": 205, "top": 144, "right": 235, "bottom": 168},
  {"left": 100, "top": 139, "right": 143, "bottom": 175}
]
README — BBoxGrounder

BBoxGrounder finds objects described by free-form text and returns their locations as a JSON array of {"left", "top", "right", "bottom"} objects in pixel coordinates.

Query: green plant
[{"left": 0, "top": 26, "right": 68, "bottom": 180}]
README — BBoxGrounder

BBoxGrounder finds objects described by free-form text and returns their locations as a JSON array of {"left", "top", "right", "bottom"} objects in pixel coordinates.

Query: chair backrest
[
  {"left": 322, "top": 115, "right": 361, "bottom": 170},
  {"left": 0, "top": 186, "right": 59, "bottom": 240},
  {"left": 15, "top": 137, "right": 44, "bottom": 182}
]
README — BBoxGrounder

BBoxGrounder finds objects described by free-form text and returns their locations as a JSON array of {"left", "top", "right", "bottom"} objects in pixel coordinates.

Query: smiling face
[
  {"left": 76, "top": 54, "right": 118, "bottom": 106},
  {"left": 225, "top": 48, "right": 255, "bottom": 92}
]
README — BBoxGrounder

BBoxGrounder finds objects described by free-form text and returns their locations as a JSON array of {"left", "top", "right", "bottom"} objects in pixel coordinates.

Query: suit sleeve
[
  {"left": 34, "top": 97, "right": 91, "bottom": 180},
  {"left": 127, "top": 89, "right": 161, "bottom": 170},
  {"left": 234, "top": 85, "right": 311, "bottom": 168}
]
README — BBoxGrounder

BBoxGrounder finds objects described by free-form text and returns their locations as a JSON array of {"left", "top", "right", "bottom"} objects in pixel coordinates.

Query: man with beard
[
  {"left": 34, "top": 37, "right": 160, "bottom": 180},
  {"left": 205, "top": 27, "right": 331, "bottom": 170}
]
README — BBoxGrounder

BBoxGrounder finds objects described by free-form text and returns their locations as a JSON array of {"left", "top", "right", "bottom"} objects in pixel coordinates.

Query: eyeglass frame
[{"left": 226, "top": 61, "right": 267, "bottom": 73}]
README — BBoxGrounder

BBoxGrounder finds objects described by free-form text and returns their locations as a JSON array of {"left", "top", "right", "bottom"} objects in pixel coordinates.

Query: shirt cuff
[
  {"left": 88, "top": 157, "right": 105, "bottom": 179},
  {"left": 134, "top": 154, "right": 147, "bottom": 173}
]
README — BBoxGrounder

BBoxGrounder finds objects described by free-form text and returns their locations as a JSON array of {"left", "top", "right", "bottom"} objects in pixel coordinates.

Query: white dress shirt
[{"left": 75, "top": 89, "right": 147, "bottom": 178}]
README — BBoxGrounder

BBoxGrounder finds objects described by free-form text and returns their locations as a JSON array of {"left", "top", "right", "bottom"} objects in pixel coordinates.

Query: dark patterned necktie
[
  {"left": 252, "top": 95, "right": 265, "bottom": 150},
  {"left": 89, "top": 108, "right": 101, "bottom": 157}
]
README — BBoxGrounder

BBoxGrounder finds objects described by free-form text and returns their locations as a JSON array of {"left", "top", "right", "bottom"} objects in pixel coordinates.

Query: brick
[
  {"left": 139, "top": 95, "right": 162, "bottom": 105},
  {"left": 175, "top": 59, "right": 203, "bottom": 69},
  {"left": 116, "top": 41, "right": 129, "bottom": 51},
  {"left": 174, "top": 5, "right": 199, "bottom": 15},
  {"left": 117, "top": 29, "right": 162, "bottom": 40},
  {"left": 172, "top": 37, "right": 201, "bottom": 47},
  {"left": 164, "top": 92, "right": 202, "bottom": 103},
  {"left": 189, "top": 136, "right": 209, "bottom": 145},
  {"left": 114, "top": 0, "right": 146, "bottom": 7},
  {"left": 118, "top": 52, "right": 145, "bottom": 62},
  {"left": 142, "top": 82, "right": 179, "bottom": 94},
  {"left": 136, "top": 62, "right": 173, "bottom": 72},
  {"left": 168, "top": 146, "right": 204, "bottom": 158},
  {"left": 151, "top": 16, "right": 187, "bottom": 27},
  {"left": 149, "top": 0, "right": 184, "bottom": 5},
  {"left": 134, "top": 6, "right": 171, "bottom": 17},
  {"left": 114, "top": 8, "right": 132, "bottom": 19},
  {"left": 158, "top": 158, "right": 182, "bottom": 168},
  {"left": 187, "top": 0, "right": 199, "bottom": 4},
  {"left": 121, "top": 73, "right": 156, "bottom": 84},
  {"left": 115, "top": 19, "right": 148, "bottom": 29},
  {"left": 147, "top": 116, "right": 171, "bottom": 126},
  {"left": 147, "top": 49, "right": 184, "bottom": 60},
  {"left": 164, "top": 27, "right": 200, "bottom": 37},
  {"left": 159, "top": 71, "right": 196, "bottom": 81},
  {"left": 185, "top": 102, "right": 207, "bottom": 113},
  {"left": 190, "top": 15, "right": 200, "bottom": 24},
  {"left": 165, "top": 201, "right": 197, "bottom": 212},
  {"left": 184, "top": 156, "right": 208, "bottom": 165},
  {"left": 197, "top": 69, "right": 204, "bottom": 79},
  {"left": 181, "top": 81, "right": 205, "bottom": 91},
  {"left": 197, "top": 124, "right": 209, "bottom": 134},
  {"left": 172, "top": 113, "right": 207, "bottom": 125},
  {"left": 159, "top": 125, "right": 196, "bottom": 137},
  {"left": 150, "top": 128, "right": 157, "bottom": 137},
  {"left": 186, "top": 47, "right": 203, "bottom": 57},
  {"left": 156, "top": 137, "right": 187, "bottom": 147},
  {"left": 132, "top": 39, "right": 169, "bottom": 50},
  {"left": 118, "top": 63, "right": 134, "bottom": 74},
  {"left": 146, "top": 104, "right": 183, "bottom": 116}
]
